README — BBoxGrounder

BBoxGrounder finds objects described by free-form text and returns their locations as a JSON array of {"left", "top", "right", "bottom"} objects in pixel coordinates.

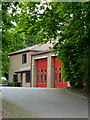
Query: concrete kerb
[{"left": 65, "top": 88, "right": 87, "bottom": 99}]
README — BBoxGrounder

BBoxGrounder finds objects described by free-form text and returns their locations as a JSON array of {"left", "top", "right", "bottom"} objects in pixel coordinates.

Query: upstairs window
[{"left": 22, "top": 54, "right": 27, "bottom": 64}]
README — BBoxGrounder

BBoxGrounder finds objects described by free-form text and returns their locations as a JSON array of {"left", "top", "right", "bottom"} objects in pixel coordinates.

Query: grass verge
[
  {"left": 66, "top": 87, "right": 88, "bottom": 98},
  {"left": 2, "top": 99, "right": 32, "bottom": 118}
]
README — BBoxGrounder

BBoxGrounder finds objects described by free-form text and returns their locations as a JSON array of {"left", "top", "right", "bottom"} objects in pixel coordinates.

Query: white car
[{"left": 0, "top": 77, "right": 7, "bottom": 81}]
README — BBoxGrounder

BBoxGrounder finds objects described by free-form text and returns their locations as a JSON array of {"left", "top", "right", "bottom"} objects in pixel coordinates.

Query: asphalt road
[{"left": 0, "top": 87, "right": 88, "bottom": 118}]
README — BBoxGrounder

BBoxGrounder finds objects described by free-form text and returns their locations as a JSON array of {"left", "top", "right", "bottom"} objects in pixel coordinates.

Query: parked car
[
  {"left": 0, "top": 77, "right": 7, "bottom": 81},
  {"left": 0, "top": 77, "right": 8, "bottom": 86}
]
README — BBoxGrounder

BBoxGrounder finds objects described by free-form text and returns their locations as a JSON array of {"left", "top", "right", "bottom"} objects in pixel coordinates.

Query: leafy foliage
[
  {"left": 0, "top": 79, "right": 6, "bottom": 84},
  {"left": 38, "top": 2, "right": 90, "bottom": 91},
  {"left": 8, "top": 82, "right": 20, "bottom": 87},
  {"left": 24, "top": 2, "right": 89, "bottom": 91},
  {"left": 2, "top": 2, "right": 37, "bottom": 78},
  {"left": 2, "top": 2, "right": 90, "bottom": 91}
]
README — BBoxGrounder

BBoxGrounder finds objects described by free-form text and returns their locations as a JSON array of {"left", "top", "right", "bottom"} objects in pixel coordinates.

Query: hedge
[{"left": 8, "top": 82, "right": 21, "bottom": 87}]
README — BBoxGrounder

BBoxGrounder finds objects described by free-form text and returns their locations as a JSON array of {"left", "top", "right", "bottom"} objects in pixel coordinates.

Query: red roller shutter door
[
  {"left": 54, "top": 57, "right": 67, "bottom": 88},
  {"left": 36, "top": 58, "right": 47, "bottom": 87}
]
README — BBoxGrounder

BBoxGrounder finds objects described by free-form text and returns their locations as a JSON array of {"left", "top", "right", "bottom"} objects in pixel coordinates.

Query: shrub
[
  {"left": 15, "top": 82, "right": 21, "bottom": 87},
  {"left": 8, "top": 82, "right": 16, "bottom": 86},
  {"left": 8, "top": 82, "right": 21, "bottom": 87},
  {"left": 0, "top": 79, "right": 6, "bottom": 84}
]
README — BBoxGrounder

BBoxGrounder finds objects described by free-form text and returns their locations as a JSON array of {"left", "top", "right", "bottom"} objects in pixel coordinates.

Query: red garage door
[
  {"left": 36, "top": 58, "right": 47, "bottom": 87},
  {"left": 54, "top": 57, "right": 67, "bottom": 88}
]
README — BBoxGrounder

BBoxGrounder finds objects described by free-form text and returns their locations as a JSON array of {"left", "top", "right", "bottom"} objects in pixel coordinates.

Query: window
[
  {"left": 44, "top": 68, "right": 47, "bottom": 72},
  {"left": 40, "top": 74, "right": 43, "bottom": 83},
  {"left": 59, "top": 67, "right": 61, "bottom": 71},
  {"left": 41, "top": 69, "right": 43, "bottom": 72},
  {"left": 57, "top": 67, "right": 61, "bottom": 71},
  {"left": 26, "top": 72, "right": 30, "bottom": 83},
  {"left": 13, "top": 75, "right": 18, "bottom": 82},
  {"left": 58, "top": 73, "right": 61, "bottom": 82},
  {"left": 22, "top": 54, "right": 27, "bottom": 64},
  {"left": 44, "top": 74, "right": 47, "bottom": 83}
]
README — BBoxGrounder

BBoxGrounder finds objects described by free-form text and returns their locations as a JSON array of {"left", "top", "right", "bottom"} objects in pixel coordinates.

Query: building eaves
[
  {"left": 31, "top": 50, "right": 52, "bottom": 56},
  {"left": 8, "top": 49, "right": 41, "bottom": 56},
  {"left": 8, "top": 43, "right": 53, "bottom": 56},
  {"left": 15, "top": 67, "right": 31, "bottom": 73}
]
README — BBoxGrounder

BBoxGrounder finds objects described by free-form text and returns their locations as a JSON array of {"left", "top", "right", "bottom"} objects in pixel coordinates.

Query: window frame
[{"left": 22, "top": 54, "right": 27, "bottom": 64}]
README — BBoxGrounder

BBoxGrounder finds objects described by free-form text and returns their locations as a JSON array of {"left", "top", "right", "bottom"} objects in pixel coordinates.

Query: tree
[
  {"left": 2, "top": 2, "right": 90, "bottom": 92},
  {"left": 23, "top": 2, "right": 89, "bottom": 90},
  {"left": 2, "top": 2, "right": 44, "bottom": 78},
  {"left": 2, "top": 2, "right": 37, "bottom": 78},
  {"left": 40, "top": 2, "right": 90, "bottom": 91}
]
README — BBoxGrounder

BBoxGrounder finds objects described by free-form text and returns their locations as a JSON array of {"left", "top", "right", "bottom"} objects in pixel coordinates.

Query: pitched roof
[
  {"left": 31, "top": 43, "right": 53, "bottom": 51},
  {"left": 8, "top": 43, "right": 53, "bottom": 56},
  {"left": 8, "top": 45, "right": 39, "bottom": 56},
  {"left": 31, "top": 50, "right": 52, "bottom": 56}
]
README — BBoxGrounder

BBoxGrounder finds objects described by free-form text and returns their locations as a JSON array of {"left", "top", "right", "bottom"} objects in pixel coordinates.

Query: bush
[
  {"left": 70, "top": 80, "right": 76, "bottom": 87},
  {"left": 8, "top": 82, "right": 16, "bottom": 86},
  {"left": 14, "top": 82, "right": 21, "bottom": 87},
  {"left": 0, "top": 79, "right": 6, "bottom": 84},
  {"left": 8, "top": 82, "right": 21, "bottom": 87}
]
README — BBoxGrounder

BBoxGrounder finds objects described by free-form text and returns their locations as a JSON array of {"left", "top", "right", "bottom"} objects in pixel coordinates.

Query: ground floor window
[
  {"left": 58, "top": 73, "right": 61, "bottom": 82},
  {"left": 44, "top": 74, "right": 47, "bottom": 83},
  {"left": 40, "top": 74, "right": 43, "bottom": 83},
  {"left": 26, "top": 71, "right": 30, "bottom": 83},
  {"left": 13, "top": 74, "right": 18, "bottom": 82},
  {"left": 36, "top": 69, "right": 47, "bottom": 84}
]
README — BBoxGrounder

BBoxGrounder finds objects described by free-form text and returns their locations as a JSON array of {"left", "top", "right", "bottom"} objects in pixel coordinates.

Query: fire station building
[{"left": 9, "top": 43, "right": 69, "bottom": 88}]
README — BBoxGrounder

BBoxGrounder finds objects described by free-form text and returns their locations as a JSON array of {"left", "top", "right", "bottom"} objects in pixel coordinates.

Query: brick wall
[{"left": 9, "top": 52, "right": 33, "bottom": 87}]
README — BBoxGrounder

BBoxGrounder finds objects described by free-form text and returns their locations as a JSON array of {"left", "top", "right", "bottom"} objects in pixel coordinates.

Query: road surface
[{"left": 0, "top": 87, "right": 88, "bottom": 118}]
